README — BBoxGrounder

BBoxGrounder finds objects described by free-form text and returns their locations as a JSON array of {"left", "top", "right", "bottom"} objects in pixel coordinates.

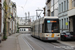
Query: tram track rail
[
  {"left": 21, "top": 34, "right": 75, "bottom": 50},
  {"left": 22, "top": 36, "right": 34, "bottom": 50},
  {"left": 22, "top": 34, "right": 45, "bottom": 50}
]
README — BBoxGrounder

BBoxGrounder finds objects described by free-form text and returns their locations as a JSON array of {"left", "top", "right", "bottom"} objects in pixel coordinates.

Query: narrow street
[
  {"left": 19, "top": 33, "right": 75, "bottom": 50},
  {"left": 0, "top": 33, "right": 75, "bottom": 50},
  {"left": 0, "top": 0, "right": 75, "bottom": 50}
]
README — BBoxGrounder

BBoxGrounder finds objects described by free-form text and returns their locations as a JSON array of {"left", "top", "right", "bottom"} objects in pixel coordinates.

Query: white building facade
[
  {"left": 58, "top": 0, "right": 69, "bottom": 33},
  {"left": 51, "top": 0, "right": 58, "bottom": 16}
]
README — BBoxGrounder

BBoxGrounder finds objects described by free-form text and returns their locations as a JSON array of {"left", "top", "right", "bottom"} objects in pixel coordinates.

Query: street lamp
[{"left": 36, "top": 8, "right": 43, "bottom": 37}]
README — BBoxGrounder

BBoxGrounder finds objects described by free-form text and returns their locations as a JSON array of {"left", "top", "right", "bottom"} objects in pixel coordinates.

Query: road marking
[{"left": 50, "top": 42, "right": 75, "bottom": 50}]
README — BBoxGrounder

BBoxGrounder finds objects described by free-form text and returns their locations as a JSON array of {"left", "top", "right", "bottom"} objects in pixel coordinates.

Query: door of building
[{"left": 73, "top": 16, "right": 75, "bottom": 33}]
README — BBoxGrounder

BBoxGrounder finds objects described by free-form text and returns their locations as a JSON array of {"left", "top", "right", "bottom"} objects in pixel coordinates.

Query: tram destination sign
[{"left": 47, "top": 20, "right": 57, "bottom": 23}]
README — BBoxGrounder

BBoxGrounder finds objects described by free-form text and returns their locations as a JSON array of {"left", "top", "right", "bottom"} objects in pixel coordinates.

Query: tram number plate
[{"left": 51, "top": 34, "right": 54, "bottom": 37}]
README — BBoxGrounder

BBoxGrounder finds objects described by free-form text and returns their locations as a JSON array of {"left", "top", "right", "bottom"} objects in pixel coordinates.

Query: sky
[{"left": 11, "top": 0, "right": 46, "bottom": 18}]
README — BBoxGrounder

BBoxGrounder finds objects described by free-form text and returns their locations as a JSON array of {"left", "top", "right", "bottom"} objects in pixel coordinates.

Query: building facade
[
  {"left": 0, "top": 0, "right": 17, "bottom": 41},
  {"left": 43, "top": 7, "right": 46, "bottom": 16},
  {"left": 51, "top": 0, "right": 58, "bottom": 16},
  {"left": 45, "top": 0, "right": 51, "bottom": 16},
  {"left": 0, "top": 0, "right": 4, "bottom": 41},
  {"left": 44, "top": 0, "right": 58, "bottom": 16},
  {"left": 43, "top": 0, "right": 51, "bottom": 16},
  {"left": 3, "top": 0, "right": 17, "bottom": 36},
  {"left": 12, "top": 2, "right": 17, "bottom": 33},
  {"left": 68, "top": 0, "right": 75, "bottom": 33},
  {"left": 58, "top": 0, "right": 69, "bottom": 33},
  {"left": 5, "top": 0, "right": 12, "bottom": 36}
]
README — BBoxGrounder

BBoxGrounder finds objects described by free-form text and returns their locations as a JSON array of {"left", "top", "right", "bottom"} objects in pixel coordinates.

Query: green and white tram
[{"left": 31, "top": 16, "right": 60, "bottom": 40}]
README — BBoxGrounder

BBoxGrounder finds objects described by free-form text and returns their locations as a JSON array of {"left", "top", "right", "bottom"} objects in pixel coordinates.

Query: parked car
[{"left": 61, "top": 31, "right": 75, "bottom": 41}]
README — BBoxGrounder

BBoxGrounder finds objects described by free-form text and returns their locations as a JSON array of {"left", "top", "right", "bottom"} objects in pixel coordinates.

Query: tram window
[
  {"left": 22, "top": 29, "right": 23, "bottom": 31},
  {"left": 42, "top": 24, "right": 44, "bottom": 33},
  {"left": 45, "top": 19, "right": 59, "bottom": 33},
  {"left": 24, "top": 29, "right": 25, "bottom": 31}
]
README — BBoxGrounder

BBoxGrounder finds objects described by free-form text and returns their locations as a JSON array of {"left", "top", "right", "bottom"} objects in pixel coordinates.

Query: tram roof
[
  {"left": 44, "top": 16, "right": 58, "bottom": 19},
  {"left": 31, "top": 16, "right": 58, "bottom": 25}
]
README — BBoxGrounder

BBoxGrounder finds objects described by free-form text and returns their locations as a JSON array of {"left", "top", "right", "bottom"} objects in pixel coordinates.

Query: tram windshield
[{"left": 45, "top": 19, "right": 59, "bottom": 33}]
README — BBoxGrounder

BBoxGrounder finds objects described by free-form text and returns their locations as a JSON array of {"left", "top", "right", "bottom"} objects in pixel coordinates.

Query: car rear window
[{"left": 66, "top": 33, "right": 70, "bottom": 35}]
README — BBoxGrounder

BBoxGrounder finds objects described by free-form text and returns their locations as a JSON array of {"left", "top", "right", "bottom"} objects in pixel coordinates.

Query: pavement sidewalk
[
  {"left": 0, "top": 33, "right": 20, "bottom": 50},
  {"left": 0, "top": 33, "right": 31, "bottom": 50}
]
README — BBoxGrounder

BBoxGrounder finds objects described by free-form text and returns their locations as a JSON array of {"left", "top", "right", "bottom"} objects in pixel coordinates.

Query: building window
[
  {"left": 24, "top": 29, "right": 25, "bottom": 31},
  {"left": 46, "top": 0, "right": 50, "bottom": 4},
  {"left": 20, "top": 29, "right": 21, "bottom": 31},
  {"left": 22, "top": 29, "right": 23, "bottom": 31},
  {"left": 62, "top": 2, "right": 63, "bottom": 12},
  {"left": 64, "top": 18, "right": 66, "bottom": 29},
  {"left": 59, "top": 4, "right": 61, "bottom": 13},
  {"left": 47, "top": 10, "right": 50, "bottom": 16},
  {"left": 64, "top": 1, "right": 66, "bottom": 11},
  {"left": 72, "top": 0, "right": 75, "bottom": 7},
  {"left": 60, "top": 4, "right": 62, "bottom": 12},
  {"left": 62, "top": 19, "right": 63, "bottom": 30},
  {"left": 51, "top": 11, "right": 54, "bottom": 16},
  {"left": 59, "top": 20, "right": 61, "bottom": 29},
  {"left": 51, "top": 0, "right": 53, "bottom": 6},
  {"left": 67, "top": 0, "right": 68, "bottom": 10}
]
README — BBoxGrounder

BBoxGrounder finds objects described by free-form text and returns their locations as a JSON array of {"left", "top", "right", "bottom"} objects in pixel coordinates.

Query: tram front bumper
[{"left": 42, "top": 37, "right": 60, "bottom": 40}]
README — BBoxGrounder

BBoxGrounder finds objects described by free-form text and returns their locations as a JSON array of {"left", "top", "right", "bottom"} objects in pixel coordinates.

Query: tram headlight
[
  {"left": 57, "top": 35, "right": 59, "bottom": 36},
  {"left": 46, "top": 35, "right": 49, "bottom": 36}
]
